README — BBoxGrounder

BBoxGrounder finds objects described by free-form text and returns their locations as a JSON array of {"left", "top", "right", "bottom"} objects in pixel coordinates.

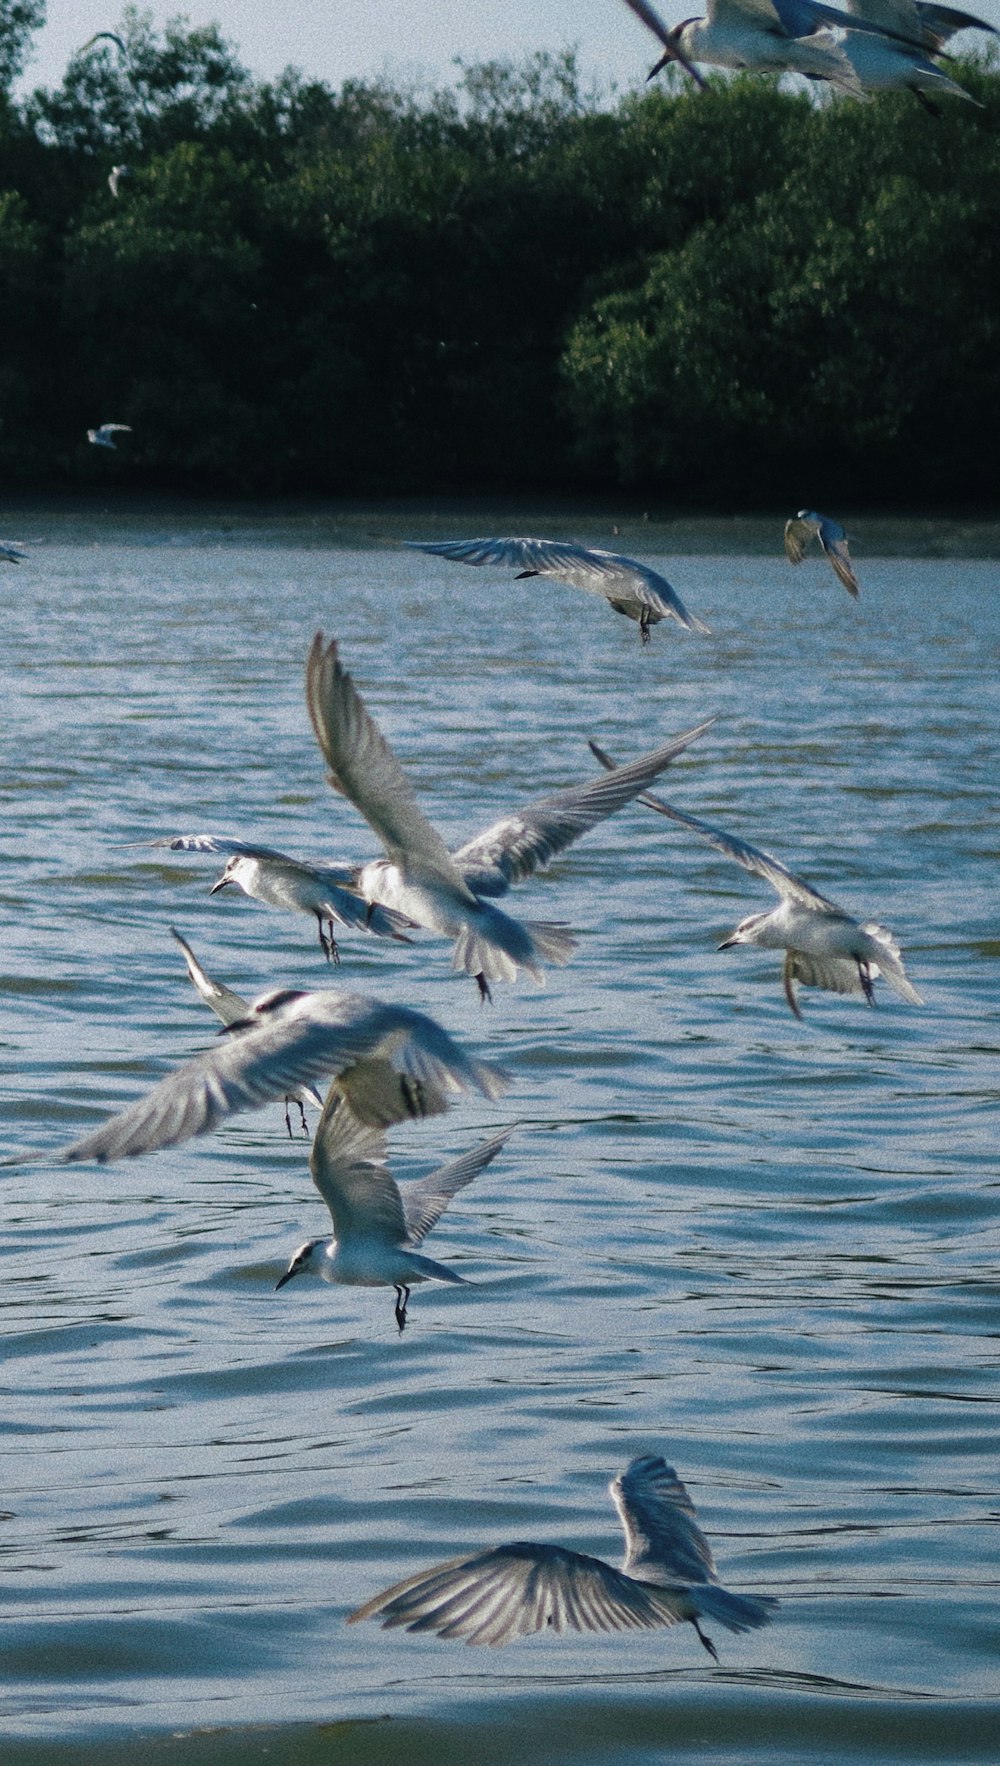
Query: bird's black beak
[
  {"left": 275, "top": 1266, "right": 298, "bottom": 1291},
  {"left": 717, "top": 936, "right": 737, "bottom": 950},
  {"left": 209, "top": 875, "right": 231, "bottom": 894}
]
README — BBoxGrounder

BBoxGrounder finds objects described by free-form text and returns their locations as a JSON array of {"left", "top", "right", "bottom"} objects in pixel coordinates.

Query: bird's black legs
[
  {"left": 283, "top": 1096, "right": 310, "bottom": 1139},
  {"left": 639, "top": 608, "right": 651, "bottom": 645},
  {"left": 316, "top": 914, "right": 341, "bottom": 963},
  {"left": 857, "top": 960, "right": 876, "bottom": 1005},
  {"left": 394, "top": 1284, "right": 411, "bottom": 1332},
  {"left": 691, "top": 1618, "right": 719, "bottom": 1662},
  {"left": 475, "top": 973, "right": 493, "bottom": 1004}
]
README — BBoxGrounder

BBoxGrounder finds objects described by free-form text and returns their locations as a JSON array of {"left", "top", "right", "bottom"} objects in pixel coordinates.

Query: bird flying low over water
[
  {"left": 88, "top": 423, "right": 132, "bottom": 449},
  {"left": 146, "top": 835, "right": 414, "bottom": 960},
  {"left": 588, "top": 741, "right": 923, "bottom": 1018},
  {"left": 170, "top": 927, "right": 322, "bottom": 1135},
  {"left": 349, "top": 1453, "right": 778, "bottom": 1653},
  {"left": 14, "top": 987, "right": 509, "bottom": 1166},
  {"left": 0, "top": 541, "right": 27, "bottom": 564},
  {"left": 276, "top": 1094, "right": 511, "bottom": 1330},
  {"left": 305, "top": 633, "right": 714, "bottom": 997},
  {"left": 405, "top": 536, "right": 709, "bottom": 646},
  {"left": 783, "top": 512, "right": 861, "bottom": 599},
  {"left": 622, "top": 0, "right": 897, "bottom": 95}
]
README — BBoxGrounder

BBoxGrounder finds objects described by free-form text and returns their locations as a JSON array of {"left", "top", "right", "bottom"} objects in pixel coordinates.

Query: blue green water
[{"left": 1, "top": 508, "right": 997, "bottom": 1761}]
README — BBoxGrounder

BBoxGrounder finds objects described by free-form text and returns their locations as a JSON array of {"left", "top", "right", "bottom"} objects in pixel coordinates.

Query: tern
[
  {"left": 349, "top": 1453, "right": 777, "bottom": 1653},
  {"left": 589, "top": 741, "right": 923, "bottom": 1017},
  {"left": 88, "top": 423, "right": 132, "bottom": 449},
  {"left": 0, "top": 541, "right": 27, "bottom": 564},
  {"left": 305, "top": 634, "right": 713, "bottom": 997},
  {"left": 170, "top": 927, "right": 322, "bottom": 1135},
  {"left": 406, "top": 536, "right": 710, "bottom": 646},
  {"left": 24, "top": 987, "right": 509, "bottom": 1166},
  {"left": 834, "top": 27, "right": 981, "bottom": 106},
  {"left": 623, "top": 0, "right": 876, "bottom": 96},
  {"left": 783, "top": 512, "right": 861, "bottom": 599},
  {"left": 147, "top": 835, "right": 414, "bottom": 961},
  {"left": 276, "top": 1096, "right": 510, "bottom": 1330}
]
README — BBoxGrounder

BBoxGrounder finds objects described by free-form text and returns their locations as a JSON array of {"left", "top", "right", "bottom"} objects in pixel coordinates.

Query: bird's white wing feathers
[
  {"left": 783, "top": 517, "right": 813, "bottom": 567},
  {"left": 401, "top": 1128, "right": 512, "bottom": 1245},
  {"left": 306, "top": 635, "right": 476, "bottom": 899},
  {"left": 612, "top": 1456, "right": 717, "bottom": 1584},
  {"left": 170, "top": 927, "right": 250, "bottom": 1028},
  {"left": 308, "top": 1090, "right": 407, "bottom": 1243},
  {"left": 587, "top": 740, "right": 838, "bottom": 913},
  {"left": 453, "top": 720, "right": 715, "bottom": 897},
  {"left": 347, "top": 1543, "right": 693, "bottom": 1644}
]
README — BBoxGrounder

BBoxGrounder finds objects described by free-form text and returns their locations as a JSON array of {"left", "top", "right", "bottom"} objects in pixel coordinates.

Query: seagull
[
  {"left": 21, "top": 987, "right": 510, "bottom": 1166},
  {"left": 0, "top": 541, "right": 27, "bottom": 564},
  {"left": 783, "top": 512, "right": 861, "bottom": 600},
  {"left": 833, "top": 27, "right": 981, "bottom": 107},
  {"left": 170, "top": 927, "right": 322, "bottom": 1136},
  {"left": 108, "top": 164, "right": 130, "bottom": 197},
  {"left": 88, "top": 423, "right": 132, "bottom": 449},
  {"left": 623, "top": 0, "right": 878, "bottom": 96},
  {"left": 348, "top": 1453, "right": 778, "bottom": 1653},
  {"left": 276, "top": 1097, "right": 511, "bottom": 1330},
  {"left": 589, "top": 741, "right": 924, "bottom": 1017},
  {"left": 405, "top": 536, "right": 709, "bottom": 646},
  {"left": 305, "top": 634, "right": 714, "bottom": 997},
  {"left": 147, "top": 835, "right": 414, "bottom": 961}
]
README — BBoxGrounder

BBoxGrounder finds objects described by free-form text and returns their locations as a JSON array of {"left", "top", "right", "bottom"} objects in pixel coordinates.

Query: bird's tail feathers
[
  {"left": 403, "top": 1250, "right": 467, "bottom": 1285},
  {"left": 450, "top": 912, "right": 576, "bottom": 984},
  {"left": 689, "top": 1583, "right": 778, "bottom": 1634},
  {"left": 863, "top": 924, "right": 924, "bottom": 1005}
]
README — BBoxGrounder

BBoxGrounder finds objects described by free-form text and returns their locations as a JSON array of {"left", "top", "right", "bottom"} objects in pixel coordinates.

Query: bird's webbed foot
[
  {"left": 394, "top": 1284, "right": 410, "bottom": 1332},
  {"left": 475, "top": 972, "right": 493, "bottom": 1004},
  {"left": 317, "top": 916, "right": 341, "bottom": 964},
  {"left": 692, "top": 1617, "right": 719, "bottom": 1662}
]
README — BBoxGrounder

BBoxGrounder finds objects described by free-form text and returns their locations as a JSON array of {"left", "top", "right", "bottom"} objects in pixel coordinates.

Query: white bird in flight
[
  {"left": 0, "top": 541, "right": 27, "bottom": 564},
  {"left": 406, "top": 536, "right": 710, "bottom": 646},
  {"left": 623, "top": 0, "right": 879, "bottom": 96},
  {"left": 108, "top": 164, "right": 130, "bottom": 197},
  {"left": 833, "top": 27, "right": 980, "bottom": 107},
  {"left": 88, "top": 423, "right": 132, "bottom": 450},
  {"left": 305, "top": 634, "right": 713, "bottom": 997},
  {"left": 276, "top": 1095, "right": 511, "bottom": 1330},
  {"left": 147, "top": 835, "right": 414, "bottom": 961},
  {"left": 25, "top": 987, "right": 509, "bottom": 1166},
  {"left": 783, "top": 512, "right": 861, "bottom": 600},
  {"left": 589, "top": 741, "right": 923, "bottom": 1017},
  {"left": 170, "top": 927, "right": 322, "bottom": 1135},
  {"left": 349, "top": 1453, "right": 778, "bottom": 1654}
]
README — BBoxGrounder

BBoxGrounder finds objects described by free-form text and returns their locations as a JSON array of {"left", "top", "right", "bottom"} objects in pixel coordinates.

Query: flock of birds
[
  {"left": 6, "top": 526, "right": 924, "bottom": 1653},
  {"left": 3, "top": 0, "right": 944, "bottom": 1663}
]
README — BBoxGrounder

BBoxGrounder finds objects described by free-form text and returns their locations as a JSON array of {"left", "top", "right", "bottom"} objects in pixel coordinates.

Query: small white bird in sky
[
  {"left": 349, "top": 1453, "right": 778, "bottom": 1653},
  {"left": 87, "top": 423, "right": 132, "bottom": 449},
  {"left": 623, "top": 0, "right": 874, "bottom": 96},
  {"left": 148, "top": 835, "right": 414, "bottom": 961},
  {"left": 170, "top": 927, "right": 322, "bottom": 1135},
  {"left": 406, "top": 536, "right": 710, "bottom": 646},
  {"left": 306, "top": 634, "right": 713, "bottom": 997},
  {"left": 276, "top": 1095, "right": 511, "bottom": 1330},
  {"left": 589, "top": 741, "right": 923, "bottom": 1017},
  {"left": 0, "top": 541, "right": 27, "bottom": 564},
  {"left": 783, "top": 512, "right": 861, "bottom": 600},
  {"left": 25, "top": 987, "right": 509, "bottom": 1166}
]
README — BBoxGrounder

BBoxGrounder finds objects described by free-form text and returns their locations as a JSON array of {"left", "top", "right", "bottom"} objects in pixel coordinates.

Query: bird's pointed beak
[
  {"left": 275, "top": 1266, "right": 298, "bottom": 1291},
  {"left": 717, "top": 935, "right": 737, "bottom": 950},
  {"left": 209, "top": 874, "right": 231, "bottom": 894},
  {"left": 648, "top": 35, "right": 709, "bottom": 90}
]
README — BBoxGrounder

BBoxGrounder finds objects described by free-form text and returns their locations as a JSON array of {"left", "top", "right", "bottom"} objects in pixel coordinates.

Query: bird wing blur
[
  {"left": 308, "top": 1090, "right": 408, "bottom": 1243},
  {"left": 612, "top": 1456, "right": 718, "bottom": 1583}
]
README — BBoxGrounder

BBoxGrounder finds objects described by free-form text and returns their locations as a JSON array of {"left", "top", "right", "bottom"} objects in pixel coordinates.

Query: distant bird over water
[
  {"left": 589, "top": 741, "right": 924, "bottom": 1017},
  {"left": 88, "top": 423, "right": 132, "bottom": 450},
  {"left": 108, "top": 164, "right": 130, "bottom": 197},
  {"left": 0, "top": 540, "right": 27, "bottom": 564},
  {"left": 306, "top": 634, "right": 713, "bottom": 996},
  {"left": 783, "top": 512, "right": 861, "bottom": 599},
  {"left": 276, "top": 1096, "right": 510, "bottom": 1330},
  {"left": 349, "top": 1453, "right": 778, "bottom": 1652},
  {"left": 406, "top": 536, "right": 709, "bottom": 645}
]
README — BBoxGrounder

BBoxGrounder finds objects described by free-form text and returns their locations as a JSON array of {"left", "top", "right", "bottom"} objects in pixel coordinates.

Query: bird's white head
[
  {"left": 275, "top": 1238, "right": 327, "bottom": 1290},
  {"left": 718, "top": 911, "right": 770, "bottom": 950},
  {"left": 209, "top": 853, "right": 254, "bottom": 895}
]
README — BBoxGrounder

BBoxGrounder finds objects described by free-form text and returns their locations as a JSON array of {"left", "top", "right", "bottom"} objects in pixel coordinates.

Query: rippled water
[{"left": 1, "top": 507, "right": 997, "bottom": 1762}]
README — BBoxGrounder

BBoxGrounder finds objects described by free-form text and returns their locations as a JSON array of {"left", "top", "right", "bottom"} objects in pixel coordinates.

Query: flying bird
[
  {"left": 169, "top": 927, "right": 322, "bottom": 1135},
  {"left": 349, "top": 1453, "right": 778, "bottom": 1653},
  {"left": 20, "top": 987, "right": 509, "bottom": 1166},
  {"left": 832, "top": 28, "right": 981, "bottom": 107},
  {"left": 80, "top": 32, "right": 128, "bottom": 55},
  {"left": 622, "top": 0, "right": 879, "bottom": 96},
  {"left": 406, "top": 536, "right": 709, "bottom": 645},
  {"left": 108, "top": 164, "right": 130, "bottom": 197},
  {"left": 276, "top": 1096, "right": 511, "bottom": 1330},
  {"left": 844, "top": 0, "right": 997, "bottom": 49},
  {"left": 0, "top": 541, "right": 27, "bottom": 564},
  {"left": 88, "top": 423, "right": 132, "bottom": 450},
  {"left": 589, "top": 741, "right": 923, "bottom": 1018},
  {"left": 147, "top": 835, "right": 414, "bottom": 961},
  {"left": 783, "top": 512, "right": 861, "bottom": 599},
  {"left": 305, "top": 634, "right": 713, "bottom": 997}
]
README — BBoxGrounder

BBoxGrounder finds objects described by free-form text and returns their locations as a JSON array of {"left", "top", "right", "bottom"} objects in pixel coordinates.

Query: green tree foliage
[
  {"left": 0, "top": 0, "right": 44, "bottom": 93},
  {"left": 1, "top": 11, "right": 999, "bottom": 500}
]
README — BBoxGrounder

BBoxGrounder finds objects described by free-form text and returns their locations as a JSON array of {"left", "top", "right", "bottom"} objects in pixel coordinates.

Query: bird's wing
[
  {"left": 612, "top": 1456, "right": 718, "bottom": 1584},
  {"left": 347, "top": 1542, "right": 692, "bottom": 1644},
  {"left": 913, "top": 0, "right": 997, "bottom": 46},
  {"left": 81, "top": 31, "right": 128, "bottom": 53},
  {"left": 783, "top": 517, "right": 815, "bottom": 566},
  {"left": 50, "top": 990, "right": 510, "bottom": 1164},
  {"left": 707, "top": 0, "right": 788, "bottom": 28},
  {"left": 305, "top": 634, "right": 476, "bottom": 899},
  {"left": 817, "top": 519, "right": 860, "bottom": 599},
  {"left": 0, "top": 542, "right": 26, "bottom": 563},
  {"left": 308, "top": 1088, "right": 407, "bottom": 1242},
  {"left": 587, "top": 740, "right": 839, "bottom": 912},
  {"left": 149, "top": 833, "right": 302, "bottom": 861},
  {"left": 402, "top": 1128, "right": 512, "bottom": 1245},
  {"left": 169, "top": 927, "right": 249, "bottom": 1027},
  {"left": 777, "top": 0, "right": 927, "bottom": 38},
  {"left": 453, "top": 719, "right": 715, "bottom": 897},
  {"left": 408, "top": 538, "right": 708, "bottom": 632},
  {"left": 615, "top": 558, "right": 711, "bottom": 633},
  {"left": 785, "top": 949, "right": 873, "bottom": 1005},
  {"left": 102, "top": 424, "right": 132, "bottom": 434}
]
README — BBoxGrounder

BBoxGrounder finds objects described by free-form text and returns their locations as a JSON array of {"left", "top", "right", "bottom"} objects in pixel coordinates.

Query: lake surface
[{"left": 1, "top": 507, "right": 997, "bottom": 1764}]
